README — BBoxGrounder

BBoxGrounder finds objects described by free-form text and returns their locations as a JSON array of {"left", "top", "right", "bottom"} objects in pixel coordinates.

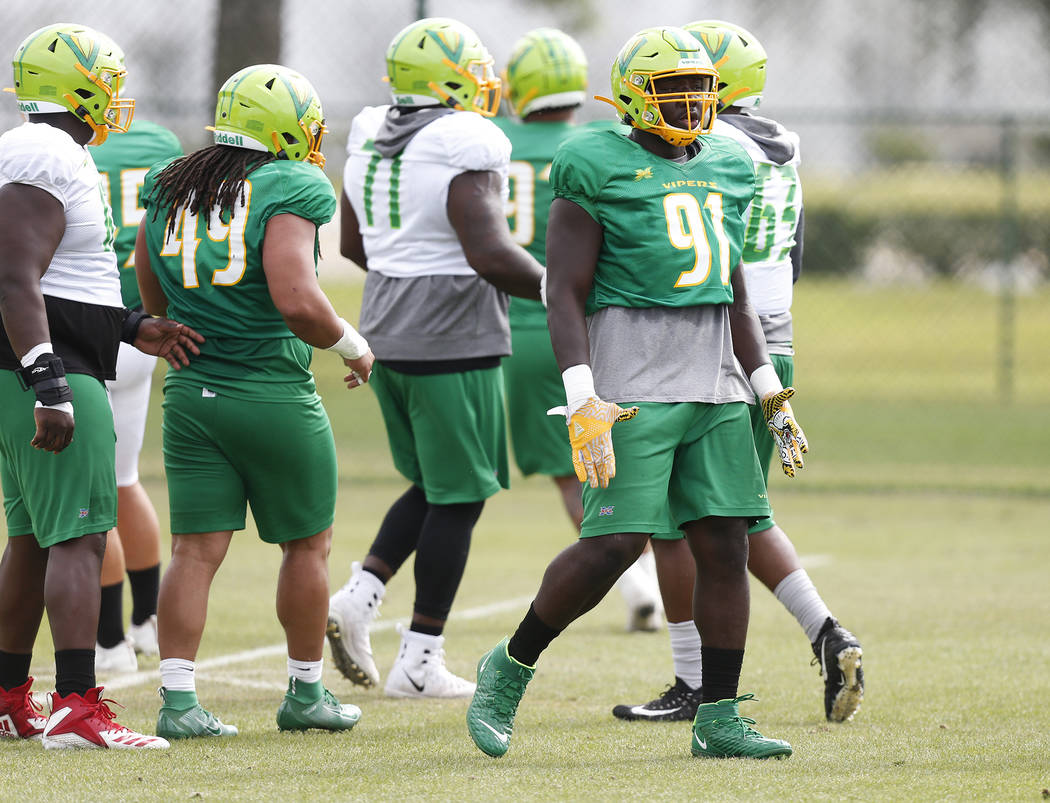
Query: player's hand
[
  {"left": 760, "top": 387, "right": 808, "bottom": 478},
  {"left": 133, "top": 317, "right": 205, "bottom": 369},
  {"left": 32, "top": 406, "right": 74, "bottom": 454},
  {"left": 550, "top": 397, "right": 639, "bottom": 489},
  {"left": 343, "top": 350, "right": 375, "bottom": 389}
]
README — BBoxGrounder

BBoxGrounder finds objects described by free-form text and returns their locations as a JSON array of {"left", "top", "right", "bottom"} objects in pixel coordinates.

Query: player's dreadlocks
[{"left": 150, "top": 145, "right": 275, "bottom": 239}]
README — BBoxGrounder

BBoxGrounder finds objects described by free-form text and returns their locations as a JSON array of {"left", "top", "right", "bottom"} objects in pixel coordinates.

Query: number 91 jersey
[{"left": 549, "top": 127, "right": 756, "bottom": 315}]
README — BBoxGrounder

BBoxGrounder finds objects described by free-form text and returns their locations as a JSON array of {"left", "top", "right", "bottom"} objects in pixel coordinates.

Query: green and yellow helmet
[
  {"left": 684, "top": 20, "right": 767, "bottom": 110},
  {"left": 6, "top": 22, "right": 134, "bottom": 145},
  {"left": 385, "top": 17, "right": 500, "bottom": 116},
  {"left": 597, "top": 26, "right": 718, "bottom": 147},
  {"left": 503, "top": 27, "right": 587, "bottom": 118},
  {"left": 210, "top": 64, "right": 327, "bottom": 168}
]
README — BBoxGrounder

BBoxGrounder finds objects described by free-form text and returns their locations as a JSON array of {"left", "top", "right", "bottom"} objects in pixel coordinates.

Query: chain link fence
[{"left": 3, "top": 1, "right": 1049, "bottom": 412}]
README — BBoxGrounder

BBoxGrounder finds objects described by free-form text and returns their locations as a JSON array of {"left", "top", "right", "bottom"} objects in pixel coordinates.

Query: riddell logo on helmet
[
  {"left": 18, "top": 101, "right": 40, "bottom": 112},
  {"left": 214, "top": 131, "right": 244, "bottom": 146}
]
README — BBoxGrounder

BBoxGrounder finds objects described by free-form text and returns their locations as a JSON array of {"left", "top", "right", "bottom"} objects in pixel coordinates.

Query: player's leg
[
  {"left": 381, "top": 367, "right": 506, "bottom": 699},
  {"left": 0, "top": 531, "right": 49, "bottom": 740},
  {"left": 468, "top": 402, "right": 681, "bottom": 757},
  {"left": 673, "top": 401, "right": 790, "bottom": 758},
  {"left": 749, "top": 352, "right": 864, "bottom": 721},
  {"left": 612, "top": 534, "right": 702, "bottom": 721},
  {"left": 155, "top": 384, "right": 244, "bottom": 739},
  {"left": 13, "top": 374, "right": 167, "bottom": 749},
  {"left": 328, "top": 362, "right": 421, "bottom": 686},
  {"left": 95, "top": 529, "right": 137, "bottom": 675},
  {"left": 505, "top": 325, "right": 661, "bottom": 630},
  {"left": 105, "top": 343, "right": 163, "bottom": 658}
]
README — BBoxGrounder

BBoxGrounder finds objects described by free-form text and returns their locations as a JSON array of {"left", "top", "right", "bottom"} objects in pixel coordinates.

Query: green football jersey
[
  {"left": 492, "top": 117, "right": 576, "bottom": 329},
  {"left": 550, "top": 127, "right": 756, "bottom": 315},
  {"left": 92, "top": 120, "right": 184, "bottom": 309},
  {"left": 141, "top": 158, "right": 337, "bottom": 399}
]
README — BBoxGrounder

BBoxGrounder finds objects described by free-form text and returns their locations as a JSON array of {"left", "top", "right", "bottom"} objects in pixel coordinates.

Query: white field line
[{"left": 97, "top": 594, "right": 535, "bottom": 692}]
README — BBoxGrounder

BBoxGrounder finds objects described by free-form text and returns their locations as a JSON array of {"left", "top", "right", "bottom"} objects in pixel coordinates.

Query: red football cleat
[
  {"left": 0, "top": 677, "right": 47, "bottom": 740},
  {"left": 42, "top": 687, "right": 169, "bottom": 750}
]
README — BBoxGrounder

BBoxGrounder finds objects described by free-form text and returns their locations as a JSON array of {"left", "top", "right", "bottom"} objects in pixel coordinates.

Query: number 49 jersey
[
  {"left": 141, "top": 158, "right": 336, "bottom": 397},
  {"left": 550, "top": 127, "right": 756, "bottom": 316}
]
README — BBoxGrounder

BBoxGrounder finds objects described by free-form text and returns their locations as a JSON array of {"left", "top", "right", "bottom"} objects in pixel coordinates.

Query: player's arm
[
  {"left": 339, "top": 190, "right": 368, "bottom": 271},
  {"left": 729, "top": 267, "right": 808, "bottom": 476},
  {"left": 546, "top": 197, "right": 598, "bottom": 370},
  {"left": 134, "top": 220, "right": 168, "bottom": 316},
  {"left": 263, "top": 212, "right": 374, "bottom": 387},
  {"left": 545, "top": 196, "right": 637, "bottom": 488},
  {"left": 447, "top": 170, "right": 543, "bottom": 300},
  {"left": 0, "top": 182, "right": 75, "bottom": 453}
]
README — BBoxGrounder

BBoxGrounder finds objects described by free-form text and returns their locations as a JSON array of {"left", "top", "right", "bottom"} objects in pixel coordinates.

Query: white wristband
[
  {"left": 749, "top": 363, "right": 784, "bottom": 400},
  {"left": 561, "top": 364, "right": 596, "bottom": 412},
  {"left": 35, "top": 400, "right": 74, "bottom": 418},
  {"left": 327, "top": 318, "right": 369, "bottom": 360},
  {"left": 21, "top": 342, "right": 54, "bottom": 368},
  {"left": 539, "top": 270, "right": 548, "bottom": 309}
]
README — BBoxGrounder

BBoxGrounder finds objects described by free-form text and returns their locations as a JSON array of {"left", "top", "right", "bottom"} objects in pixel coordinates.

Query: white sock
[
  {"left": 354, "top": 562, "right": 388, "bottom": 596},
  {"left": 159, "top": 658, "right": 196, "bottom": 692},
  {"left": 774, "top": 568, "right": 834, "bottom": 643},
  {"left": 287, "top": 658, "right": 323, "bottom": 684},
  {"left": 668, "top": 620, "right": 703, "bottom": 689}
]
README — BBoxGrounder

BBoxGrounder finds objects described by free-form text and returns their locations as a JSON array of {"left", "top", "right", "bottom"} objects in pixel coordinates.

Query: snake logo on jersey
[{"left": 550, "top": 127, "right": 755, "bottom": 314}]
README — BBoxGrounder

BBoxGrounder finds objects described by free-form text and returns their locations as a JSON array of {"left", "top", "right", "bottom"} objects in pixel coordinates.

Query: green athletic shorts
[
  {"left": 747, "top": 353, "right": 793, "bottom": 535},
  {"left": 580, "top": 400, "right": 770, "bottom": 539},
  {"left": 503, "top": 327, "right": 574, "bottom": 477},
  {"left": 0, "top": 371, "right": 117, "bottom": 547},
  {"left": 161, "top": 383, "right": 337, "bottom": 543},
  {"left": 370, "top": 362, "right": 509, "bottom": 504}
]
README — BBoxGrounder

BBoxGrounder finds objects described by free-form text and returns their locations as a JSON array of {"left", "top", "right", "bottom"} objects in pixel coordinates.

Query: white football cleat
[
  {"left": 127, "top": 615, "right": 159, "bottom": 656},
  {"left": 327, "top": 561, "right": 384, "bottom": 687},
  {"left": 384, "top": 626, "right": 476, "bottom": 699},
  {"left": 95, "top": 639, "right": 138, "bottom": 675}
]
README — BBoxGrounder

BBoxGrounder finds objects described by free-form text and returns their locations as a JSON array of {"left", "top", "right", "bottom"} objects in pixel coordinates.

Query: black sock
[
  {"left": 0, "top": 650, "right": 32, "bottom": 691},
  {"left": 409, "top": 622, "right": 443, "bottom": 637},
  {"left": 507, "top": 604, "right": 562, "bottom": 667},
  {"left": 96, "top": 582, "right": 125, "bottom": 648},
  {"left": 700, "top": 646, "right": 745, "bottom": 703},
  {"left": 127, "top": 564, "right": 160, "bottom": 625},
  {"left": 55, "top": 649, "right": 96, "bottom": 697}
]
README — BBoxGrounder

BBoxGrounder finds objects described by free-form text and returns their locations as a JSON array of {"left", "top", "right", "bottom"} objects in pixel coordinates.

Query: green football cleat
[
  {"left": 466, "top": 638, "right": 535, "bottom": 758},
  {"left": 690, "top": 694, "right": 792, "bottom": 759},
  {"left": 156, "top": 691, "right": 238, "bottom": 740},
  {"left": 276, "top": 687, "right": 360, "bottom": 732}
]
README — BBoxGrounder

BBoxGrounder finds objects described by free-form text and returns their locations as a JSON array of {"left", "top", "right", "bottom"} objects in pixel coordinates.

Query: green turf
[{"left": 3, "top": 278, "right": 1048, "bottom": 800}]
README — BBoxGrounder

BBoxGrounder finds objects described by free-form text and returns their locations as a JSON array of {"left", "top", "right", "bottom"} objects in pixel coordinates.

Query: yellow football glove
[
  {"left": 760, "top": 387, "right": 809, "bottom": 478},
  {"left": 561, "top": 397, "right": 639, "bottom": 489}
]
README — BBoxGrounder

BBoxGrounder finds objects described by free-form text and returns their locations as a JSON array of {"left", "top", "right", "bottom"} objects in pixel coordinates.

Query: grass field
[{"left": 2, "top": 278, "right": 1049, "bottom": 801}]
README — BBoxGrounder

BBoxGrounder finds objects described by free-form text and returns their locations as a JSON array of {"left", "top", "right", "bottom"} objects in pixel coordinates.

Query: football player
[
  {"left": 92, "top": 119, "right": 184, "bottom": 675},
  {"left": 495, "top": 27, "right": 664, "bottom": 635},
  {"left": 610, "top": 20, "right": 863, "bottom": 725},
  {"left": 0, "top": 23, "right": 202, "bottom": 750},
  {"left": 135, "top": 64, "right": 373, "bottom": 738},
  {"left": 468, "top": 26, "right": 801, "bottom": 760},
  {"left": 328, "top": 17, "right": 544, "bottom": 699}
]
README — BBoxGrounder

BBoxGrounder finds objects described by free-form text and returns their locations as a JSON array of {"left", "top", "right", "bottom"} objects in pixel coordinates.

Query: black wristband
[
  {"left": 18, "top": 353, "right": 74, "bottom": 406},
  {"left": 121, "top": 308, "right": 150, "bottom": 344}
]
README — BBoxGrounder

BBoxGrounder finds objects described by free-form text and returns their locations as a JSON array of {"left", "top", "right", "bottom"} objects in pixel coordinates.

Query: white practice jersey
[
  {"left": 712, "top": 117, "right": 801, "bottom": 319},
  {"left": 0, "top": 122, "right": 121, "bottom": 307},
  {"left": 343, "top": 105, "right": 511, "bottom": 278}
]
